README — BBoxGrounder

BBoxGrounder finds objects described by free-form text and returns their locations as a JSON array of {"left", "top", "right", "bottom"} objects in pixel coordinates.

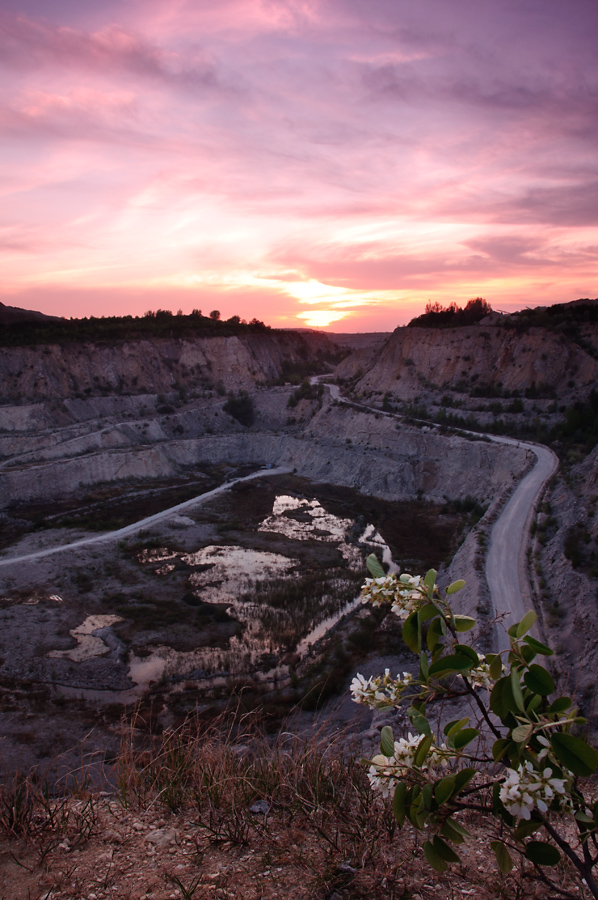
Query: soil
[{"left": 0, "top": 792, "right": 582, "bottom": 900}]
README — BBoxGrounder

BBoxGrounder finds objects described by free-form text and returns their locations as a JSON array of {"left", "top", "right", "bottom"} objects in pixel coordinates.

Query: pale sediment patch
[{"left": 48, "top": 614, "right": 123, "bottom": 663}]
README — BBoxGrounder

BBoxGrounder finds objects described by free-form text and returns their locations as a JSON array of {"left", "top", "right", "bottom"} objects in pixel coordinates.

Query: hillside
[
  {"left": 0, "top": 330, "right": 338, "bottom": 403},
  {"left": 337, "top": 310, "right": 598, "bottom": 404}
]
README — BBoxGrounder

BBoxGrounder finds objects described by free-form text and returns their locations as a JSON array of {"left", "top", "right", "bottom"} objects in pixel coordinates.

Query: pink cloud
[{"left": 0, "top": 1, "right": 596, "bottom": 330}]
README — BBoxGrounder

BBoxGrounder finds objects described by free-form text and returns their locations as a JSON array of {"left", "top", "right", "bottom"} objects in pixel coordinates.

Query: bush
[
  {"left": 223, "top": 391, "right": 254, "bottom": 426},
  {"left": 353, "top": 555, "right": 598, "bottom": 896}
]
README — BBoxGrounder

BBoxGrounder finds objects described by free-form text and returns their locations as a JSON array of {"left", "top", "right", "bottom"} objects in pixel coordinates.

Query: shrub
[{"left": 353, "top": 555, "right": 598, "bottom": 896}]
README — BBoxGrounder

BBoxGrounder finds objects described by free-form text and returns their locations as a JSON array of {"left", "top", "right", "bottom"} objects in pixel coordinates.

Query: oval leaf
[
  {"left": 551, "top": 733, "right": 598, "bottom": 776},
  {"left": 414, "top": 734, "right": 434, "bottom": 768},
  {"left": 402, "top": 611, "right": 420, "bottom": 653},
  {"left": 491, "top": 841, "right": 514, "bottom": 874},
  {"left": 435, "top": 776, "right": 456, "bottom": 807},
  {"left": 453, "top": 728, "right": 480, "bottom": 750},
  {"left": 423, "top": 840, "right": 449, "bottom": 873},
  {"left": 524, "top": 635, "right": 554, "bottom": 656},
  {"left": 380, "top": 725, "right": 395, "bottom": 758},
  {"left": 512, "top": 723, "right": 534, "bottom": 744},
  {"left": 524, "top": 665, "right": 555, "bottom": 697},
  {"left": 446, "top": 579, "right": 466, "bottom": 595},
  {"left": 433, "top": 835, "right": 460, "bottom": 863},
  {"left": 453, "top": 615, "right": 475, "bottom": 632},
  {"left": 393, "top": 781, "right": 407, "bottom": 827},
  {"left": 366, "top": 554, "right": 385, "bottom": 578},
  {"left": 516, "top": 610, "right": 538, "bottom": 638},
  {"left": 428, "top": 654, "right": 474, "bottom": 677},
  {"left": 525, "top": 841, "right": 561, "bottom": 867}
]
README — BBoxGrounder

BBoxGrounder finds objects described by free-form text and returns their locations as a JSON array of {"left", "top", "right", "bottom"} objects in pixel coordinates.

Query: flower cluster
[
  {"left": 360, "top": 573, "right": 427, "bottom": 619},
  {"left": 350, "top": 669, "right": 415, "bottom": 708},
  {"left": 466, "top": 654, "right": 506, "bottom": 690},
  {"left": 368, "top": 733, "right": 448, "bottom": 798},
  {"left": 499, "top": 761, "right": 570, "bottom": 820}
]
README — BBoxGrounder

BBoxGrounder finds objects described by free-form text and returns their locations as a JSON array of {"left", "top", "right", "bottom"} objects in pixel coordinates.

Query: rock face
[
  {"left": 537, "top": 445, "right": 598, "bottom": 716},
  {"left": 0, "top": 331, "right": 334, "bottom": 402},
  {"left": 0, "top": 388, "right": 527, "bottom": 509},
  {"left": 337, "top": 322, "right": 598, "bottom": 401}
]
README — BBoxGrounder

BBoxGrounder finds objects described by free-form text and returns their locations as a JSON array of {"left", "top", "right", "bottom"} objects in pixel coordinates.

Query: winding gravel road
[
  {"left": 484, "top": 437, "right": 559, "bottom": 650},
  {"left": 0, "top": 466, "right": 293, "bottom": 569},
  {"left": 315, "top": 378, "right": 560, "bottom": 649}
]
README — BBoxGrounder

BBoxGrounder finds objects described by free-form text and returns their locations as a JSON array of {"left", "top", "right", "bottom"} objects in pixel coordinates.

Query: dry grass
[{"left": 0, "top": 711, "right": 590, "bottom": 900}]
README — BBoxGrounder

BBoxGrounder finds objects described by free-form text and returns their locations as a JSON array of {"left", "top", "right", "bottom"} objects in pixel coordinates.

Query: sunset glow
[{"left": 1, "top": 0, "right": 597, "bottom": 330}]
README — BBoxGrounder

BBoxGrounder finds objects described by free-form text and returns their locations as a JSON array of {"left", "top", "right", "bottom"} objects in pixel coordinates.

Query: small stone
[
  {"left": 249, "top": 799, "right": 270, "bottom": 815},
  {"left": 145, "top": 827, "right": 178, "bottom": 847}
]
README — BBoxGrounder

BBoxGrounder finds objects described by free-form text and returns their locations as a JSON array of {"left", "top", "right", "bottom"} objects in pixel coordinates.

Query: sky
[{"left": 1, "top": 0, "right": 597, "bottom": 331}]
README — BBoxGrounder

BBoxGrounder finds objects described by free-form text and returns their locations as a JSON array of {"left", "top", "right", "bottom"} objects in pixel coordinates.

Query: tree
[{"left": 209, "top": 310, "right": 221, "bottom": 321}]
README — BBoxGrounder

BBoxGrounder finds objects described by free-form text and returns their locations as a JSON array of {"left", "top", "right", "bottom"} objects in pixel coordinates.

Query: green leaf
[
  {"left": 525, "top": 841, "right": 561, "bottom": 867},
  {"left": 446, "top": 579, "right": 466, "bottom": 595},
  {"left": 551, "top": 733, "right": 598, "bottom": 776},
  {"left": 524, "top": 665, "right": 555, "bottom": 697},
  {"left": 491, "top": 841, "right": 514, "bottom": 874},
  {"left": 428, "top": 654, "right": 474, "bottom": 678},
  {"left": 445, "top": 717, "right": 470, "bottom": 738},
  {"left": 525, "top": 693, "right": 542, "bottom": 714},
  {"left": 453, "top": 614, "right": 475, "bottom": 632},
  {"left": 453, "top": 768, "right": 476, "bottom": 793},
  {"left": 489, "top": 653, "right": 504, "bottom": 681},
  {"left": 455, "top": 644, "right": 479, "bottom": 664},
  {"left": 419, "top": 603, "right": 439, "bottom": 622},
  {"left": 393, "top": 781, "right": 407, "bottom": 827},
  {"left": 423, "top": 840, "right": 449, "bottom": 873},
  {"left": 434, "top": 776, "right": 456, "bottom": 806},
  {"left": 521, "top": 644, "right": 537, "bottom": 665},
  {"left": 516, "top": 610, "right": 538, "bottom": 638},
  {"left": 422, "top": 782, "right": 434, "bottom": 811},
  {"left": 424, "top": 568, "right": 437, "bottom": 593},
  {"left": 514, "top": 815, "right": 542, "bottom": 839},
  {"left": 366, "top": 553, "right": 385, "bottom": 578},
  {"left": 510, "top": 667, "right": 525, "bottom": 712},
  {"left": 512, "top": 723, "right": 534, "bottom": 744},
  {"left": 550, "top": 697, "right": 572, "bottom": 714},
  {"left": 452, "top": 728, "right": 479, "bottom": 750},
  {"left": 380, "top": 725, "right": 395, "bottom": 758},
  {"left": 433, "top": 835, "right": 460, "bottom": 863},
  {"left": 524, "top": 635, "right": 554, "bottom": 656},
  {"left": 402, "top": 611, "right": 420, "bottom": 653},
  {"left": 414, "top": 734, "right": 433, "bottom": 768},
  {"left": 491, "top": 677, "right": 517, "bottom": 719},
  {"left": 412, "top": 714, "right": 432, "bottom": 736},
  {"left": 419, "top": 652, "right": 429, "bottom": 680},
  {"left": 492, "top": 738, "right": 511, "bottom": 763},
  {"left": 441, "top": 818, "right": 467, "bottom": 844}
]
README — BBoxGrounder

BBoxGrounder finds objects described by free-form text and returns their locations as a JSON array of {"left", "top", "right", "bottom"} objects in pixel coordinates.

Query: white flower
[
  {"left": 466, "top": 654, "right": 506, "bottom": 690},
  {"left": 367, "top": 733, "right": 449, "bottom": 797},
  {"left": 360, "top": 572, "right": 429, "bottom": 619},
  {"left": 499, "top": 762, "right": 571, "bottom": 820},
  {"left": 350, "top": 669, "right": 415, "bottom": 708}
]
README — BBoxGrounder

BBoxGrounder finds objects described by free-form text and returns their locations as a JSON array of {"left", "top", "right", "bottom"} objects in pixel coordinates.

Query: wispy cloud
[{"left": 0, "top": 0, "right": 597, "bottom": 330}]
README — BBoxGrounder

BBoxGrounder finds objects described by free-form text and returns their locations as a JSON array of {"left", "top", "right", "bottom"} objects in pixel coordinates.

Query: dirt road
[
  {"left": 316, "top": 378, "right": 560, "bottom": 649},
  {"left": 0, "top": 466, "right": 293, "bottom": 569},
  {"left": 484, "top": 438, "right": 558, "bottom": 649}
]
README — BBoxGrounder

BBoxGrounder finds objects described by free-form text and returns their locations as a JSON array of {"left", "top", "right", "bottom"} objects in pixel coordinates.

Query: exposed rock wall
[
  {"left": 0, "top": 331, "right": 333, "bottom": 402},
  {"left": 337, "top": 324, "right": 598, "bottom": 401},
  {"left": 0, "top": 399, "right": 527, "bottom": 508}
]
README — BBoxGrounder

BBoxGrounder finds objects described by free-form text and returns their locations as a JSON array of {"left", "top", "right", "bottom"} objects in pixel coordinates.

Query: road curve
[
  {"left": 315, "top": 377, "right": 560, "bottom": 649},
  {"left": 0, "top": 466, "right": 293, "bottom": 569},
  {"left": 484, "top": 438, "right": 559, "bottom": 650}
]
